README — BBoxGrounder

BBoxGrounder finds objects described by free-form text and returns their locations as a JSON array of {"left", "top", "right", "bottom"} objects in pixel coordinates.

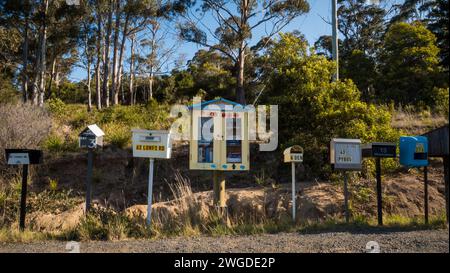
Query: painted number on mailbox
[{"left": 136, "top": 145, "right": 165, "bottom": 151}]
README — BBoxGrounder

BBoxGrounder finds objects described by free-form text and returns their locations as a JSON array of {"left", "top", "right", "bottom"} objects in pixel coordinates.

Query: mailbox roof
[
  {"left": 283, "top": 145, "right": 303, "bottom": 155},
  {"left": 189, "top": 97, "right": 247, "bottom": 111},
  {"left": 331, "top": 138, "right": 361, "bottom": 144},
  {"left": 80, "top": 124, "right": 105, "bottom": 137},
  {"left": 131, "top": 129, "right": 170, "bottom": 135}
]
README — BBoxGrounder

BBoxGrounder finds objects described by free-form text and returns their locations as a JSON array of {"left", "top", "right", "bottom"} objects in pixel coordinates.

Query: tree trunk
[
  {"left": 47, "top": 56, "right": 56, "bottom": 98},
  {"left": 21, "top": 13, "right": 29, "bottom": 103},
  {"left": 236, "top": 43, "right": 246, "bottom": 104},
  {"left": 149, "top": 72, "right": 154, "bottom": 101},
  {"left": 117, "top": 15, "right": 129, "bottom": 100},
  {"left": 87, "top": 60, "right": 92, "bottom": 112},
  {"left": 111, "top": 0, "right": 121, "bottom": 105},
  {"left": 129, "top": 34, "right": 135, "bottom": 105},
  {"left": 95, "top": 8, "right": 102, "bottom": 110},
  {"left": 38, "top": 0, "right": 49, "bottom": 107},
  {"left": 102, "top": 0, "right": 113, "bottom": 108}
]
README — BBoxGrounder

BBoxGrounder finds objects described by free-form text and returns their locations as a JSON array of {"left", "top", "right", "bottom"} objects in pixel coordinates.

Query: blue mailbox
[{"left": 399, "top": 136, "right": 429, "bottom": 167}]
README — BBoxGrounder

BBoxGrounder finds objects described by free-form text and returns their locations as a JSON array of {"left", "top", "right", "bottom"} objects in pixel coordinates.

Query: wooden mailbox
[{"left": 189, "top": 98, "right": 249, "bottom": 171}]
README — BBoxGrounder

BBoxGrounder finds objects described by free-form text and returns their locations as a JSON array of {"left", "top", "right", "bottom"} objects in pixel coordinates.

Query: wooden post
[
  {"left": 219, "top": 172, "right": 226, "bottom": 208},
  {"left": 444, "top": 156, "right": 449, "bottom": 225},
  {"left": 424, "top": 166, "right": 429, "bottom": 225},
  {"left": 213, "top": 170, "right": 219, "bottom": 205},
  {"left": 344, "top": 172, "right": 350, "bottom": 223},
  {"left": 376, "top": 158, "right": 383, "bottom": 226},
  {"left": 213, "top": 170, "right": 227, "bottom": 219},
  {"left": 19, "top": 164, "right": 29, "bottom": 231},
  {"left": 85, "top": 148, "right": 93, "bottom": 213}
]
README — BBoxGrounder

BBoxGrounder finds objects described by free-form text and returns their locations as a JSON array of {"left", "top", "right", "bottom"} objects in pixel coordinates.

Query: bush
[
  {"left": 46, "top": 98, "right": 67, "bottom": 117},
  {"left": 260, "top": 33, "right": 400, "bottom": 178},
  {"left": 103, "top": 123, "right": 131, "bottom": 148}
]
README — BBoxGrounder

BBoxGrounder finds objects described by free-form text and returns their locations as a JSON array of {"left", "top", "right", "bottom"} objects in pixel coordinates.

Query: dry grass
[{"left": 391, "top": 107, "right": 448, "bottom": 135}]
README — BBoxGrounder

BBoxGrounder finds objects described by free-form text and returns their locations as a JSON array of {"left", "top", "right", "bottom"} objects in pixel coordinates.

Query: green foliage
[
  {"left": 46, "top": 98, "right": 67, "bottom": 117},
  {"left": 0, "top": 76, "right": 19, "bottom": 104},
  {"left": 378, "top": 22, "right": 446, "bottom": 106},
  {"left": 103, "top": 123, "right": 131, "bottom": 149},
  {"left": 261, "top": 33, "right": 400, "bottom": 178}
]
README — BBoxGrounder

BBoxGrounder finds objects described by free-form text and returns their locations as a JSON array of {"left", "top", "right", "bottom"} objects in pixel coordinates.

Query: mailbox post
[
  {"left": 5, "top": 149, "right": 43, "bottom": 231},
  {"left": 132, "top": 129, "right": 172, "bottom": 226},
  {"left": 330, "top": 138, "right": 362, "bottom": 223},
  {"left": 284, "top": 146, "right": 304, "bottom": 222},
  {"left": 400, "top": 136, "right": 429, "bottom": 224},
  {"left": 79, "top": 124, "right": 104, "bottom": 212},
  {"left": 362, "top": 142, "right": 397, "bottom": 226}
]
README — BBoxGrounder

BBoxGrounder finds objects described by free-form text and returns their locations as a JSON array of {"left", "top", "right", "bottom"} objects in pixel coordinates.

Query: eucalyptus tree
[{"left": 179, "top": 0, "right": 310, "bottom": 104}]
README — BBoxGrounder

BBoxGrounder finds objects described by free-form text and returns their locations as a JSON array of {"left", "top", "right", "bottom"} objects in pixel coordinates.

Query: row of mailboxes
[{"left": 330, "top": 137, "right": 429, "bottom": 170}]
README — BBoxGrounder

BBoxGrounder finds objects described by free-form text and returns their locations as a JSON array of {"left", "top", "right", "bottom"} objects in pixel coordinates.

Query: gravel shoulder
[{"left": 0, "top": 229, "right": 448, "bottom": 253}]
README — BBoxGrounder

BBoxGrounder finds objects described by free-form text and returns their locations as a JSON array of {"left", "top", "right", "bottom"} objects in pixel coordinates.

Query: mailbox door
[
  {"left": 190, "top": 109, "right": 222, "bottom": 170},
  {"left": 221, "top": 112, "right": 249, "bottom": 171}
]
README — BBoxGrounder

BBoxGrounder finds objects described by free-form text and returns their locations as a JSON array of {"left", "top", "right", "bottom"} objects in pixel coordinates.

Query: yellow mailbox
[
  {"left": 189, "top": 98, "right": 250, "bottom": 171},
  {"left": 283, "top": 145, "right": 304, "bottom": 163}
]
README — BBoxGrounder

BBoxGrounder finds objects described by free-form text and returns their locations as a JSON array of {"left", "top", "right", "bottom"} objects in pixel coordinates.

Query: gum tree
[{"left": 179, "top": 0, "right": 309, "bottom": 104}]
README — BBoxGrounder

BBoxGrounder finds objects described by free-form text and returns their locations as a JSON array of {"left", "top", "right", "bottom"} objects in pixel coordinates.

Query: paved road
[{"left": 0, "top": 229, "right": 448, "bottom": 253}]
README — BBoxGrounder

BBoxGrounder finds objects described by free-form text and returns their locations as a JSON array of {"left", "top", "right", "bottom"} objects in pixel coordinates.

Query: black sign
[
  {"left": 362, "top": 143, "right": 396, "bottom": 158},
  {"left": 4, "top": 149, "right": 43, "bottom": 165}
]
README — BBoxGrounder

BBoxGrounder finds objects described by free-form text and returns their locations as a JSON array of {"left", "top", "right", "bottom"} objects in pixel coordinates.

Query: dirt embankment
[{"left": 27, "top": 161, "right": 447, "bottom": 233}]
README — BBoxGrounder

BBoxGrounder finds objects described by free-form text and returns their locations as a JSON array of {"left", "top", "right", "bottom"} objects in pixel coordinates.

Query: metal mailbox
[
  {"left": 400, "top": 136, "right": 428, "bottom": 167},
  {"left": 132, "top": 129, "right": 172, "bottom": 159},
  {"left": 362, "top": 142, "right": 397, "bottom": 158},
  {"left": 5, "top": 149, "right": 43, "bottom": 165},
  {"left": 284, "top": 145, "right": 304, "bottom": 163},
  {"left": 79, "top": 124, "right": 104, "bottom": 149},
  {"left": 330, "top": 138, "right": 362, "bottom": 170}
]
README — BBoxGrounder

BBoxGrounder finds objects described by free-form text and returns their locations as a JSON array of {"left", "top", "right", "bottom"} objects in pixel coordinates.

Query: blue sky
[{"left": 68, "top": 0, "right": 394, "bottom": 82}]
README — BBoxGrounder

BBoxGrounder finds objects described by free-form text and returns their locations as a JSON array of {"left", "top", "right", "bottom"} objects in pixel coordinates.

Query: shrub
[
  {"left": 46, "top": 98, "right": 66, "bottom": 117},
  {"left": 103, "top": 123, "right": 131, "bottom": 148},
  {"left": 261, "top": 33, "right": 400, "bottom": 178}
]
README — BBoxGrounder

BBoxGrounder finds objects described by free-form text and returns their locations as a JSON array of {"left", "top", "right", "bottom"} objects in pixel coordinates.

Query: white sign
[
  {"left": 7, "top": 153, "right": 30, "bottom": 165},
  {"left": 330, "top": 138, "right": 362, "bottom": 170},
  {"left": 132, "top": 129, "right": 172, "bottom": 159}
]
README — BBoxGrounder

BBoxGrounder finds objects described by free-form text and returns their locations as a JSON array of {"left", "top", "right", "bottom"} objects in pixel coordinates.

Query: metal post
[
  {"left": 85, "top": 148, "right": 93, "bottom": 213},
  {"left": 344, "top": 172, "right": 349, "bottom": 223},
  {"left": 331, "top": 0, "right": 339, "bottom": 81},
  {"left": 444, "top": 156, "right": 449, "bottom": 225},
  {"left": 376, "top": 158, "right": 383, "bottom": 226},
  {"left": 291, "top": 162, "right": 296, "bottom": 222},
  {"left": 424, "top": 166, "right": 429, "bottom": 225},
  {"left": 147, "top": 158, "right": 155, "bottom": 226},
  {"left": 19, "top": 164, "right": 29, "bottom": 231}
]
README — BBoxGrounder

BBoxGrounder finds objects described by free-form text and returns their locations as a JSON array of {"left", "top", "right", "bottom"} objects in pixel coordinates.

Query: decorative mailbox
[
  {"left": 5, "top": 149, "right": 43, "bottom": 165},
  {"left": 79, "top": 124, "right": 104, "bottom": 148},
  {"left": 330, "top": 138, "right": 362, "bottom": 170},
  {"left": 400, "top": 136, "right": 428, "bottom": 167},
  {"left": 362, "top": 142, "right": 397, "bottom": 158},
  {"left": 132, "top": 129, "right": 172, "bottom": 159},
  {"left": 284, "top": 146, "right": 304, "bottom": 163},
  {"left": 189, "top": 98, "right": 249, "bottom": 171}
]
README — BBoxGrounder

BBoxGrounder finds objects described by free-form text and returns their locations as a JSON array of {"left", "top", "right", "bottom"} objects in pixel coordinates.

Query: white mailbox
[
  {"left": 330, "top": 138, "right": 362, "bottom": 170},
  {"left": 132, "top": 129, "right": 172, "bottom": 159},
  {"left": 79, "top": 124, "right": 105, "bottom": 149},
  {"left": 284, "top": 146, "right": 304, "bottom": 163}
]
